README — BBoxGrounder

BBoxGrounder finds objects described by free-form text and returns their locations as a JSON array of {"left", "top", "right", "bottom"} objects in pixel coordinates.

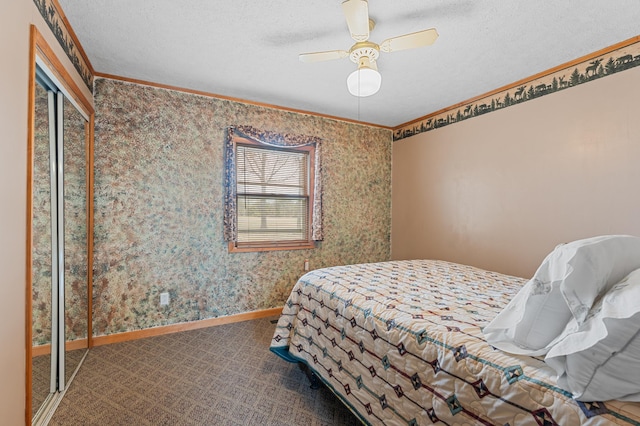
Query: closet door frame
[{"left": 26, "top": 25, "right": 94, "bottom": 424}]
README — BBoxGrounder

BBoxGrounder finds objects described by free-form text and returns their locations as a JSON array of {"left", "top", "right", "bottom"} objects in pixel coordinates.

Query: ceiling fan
[{"left": 299, "top": 0, "right": 439, "bottom": 97}]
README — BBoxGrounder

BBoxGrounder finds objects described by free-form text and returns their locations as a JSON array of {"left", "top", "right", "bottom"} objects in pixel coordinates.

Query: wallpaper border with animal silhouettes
[
  {"left": 33, "top": 0, "right": 93, "bottom": 90},
  {"left": 394, "top": 36, "right": 640, "bottom": 141}
]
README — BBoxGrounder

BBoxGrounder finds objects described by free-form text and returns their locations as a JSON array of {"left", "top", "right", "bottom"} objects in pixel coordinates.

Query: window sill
[{"left": 228, "top": 241, "right": 316, "bottom": 253}]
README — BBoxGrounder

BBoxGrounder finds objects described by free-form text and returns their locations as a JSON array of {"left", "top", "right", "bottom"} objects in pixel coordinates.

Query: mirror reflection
[
  {"left": 62, "top": 93, "right": 89, "bottom": 386},
  {"left": 31, "top": 82, "right": 53, "bottom": 419},
  {"left": 31, "top": 64, "right": 90, "bottom": 422}
]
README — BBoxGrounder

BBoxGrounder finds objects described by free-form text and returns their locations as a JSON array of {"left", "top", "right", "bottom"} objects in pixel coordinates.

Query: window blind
[{"left": 236, "top": 144, "right": 310, "bottom": 245}]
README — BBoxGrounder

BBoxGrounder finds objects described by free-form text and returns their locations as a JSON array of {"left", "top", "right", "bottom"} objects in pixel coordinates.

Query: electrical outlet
[
  {"left": 304, "top": 259, "right": 309, "bottom": 271},
  {"left": 160, "top": 292, "right": 170, "bottom": 305}
]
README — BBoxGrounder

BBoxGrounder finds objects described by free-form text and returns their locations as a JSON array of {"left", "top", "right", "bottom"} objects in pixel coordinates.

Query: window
[
  {"left": 229, "top": 138, "right": 315, "bottom": 251},
  {"left": 223, "top": 126, "right": 323, "bottom": 252}
]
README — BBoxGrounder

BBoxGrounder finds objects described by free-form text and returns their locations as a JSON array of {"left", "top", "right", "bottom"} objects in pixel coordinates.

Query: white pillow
[
  {"left": 545, "top": 267, "right": 640, "bottom": 401},
  {"left": 483, "top": 235, "right": 640, "bottom": 355}
]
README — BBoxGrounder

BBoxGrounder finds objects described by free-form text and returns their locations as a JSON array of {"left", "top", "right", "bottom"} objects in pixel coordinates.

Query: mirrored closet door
[{"left": 29, "top": 33, "right": 93, "bottom": 425}]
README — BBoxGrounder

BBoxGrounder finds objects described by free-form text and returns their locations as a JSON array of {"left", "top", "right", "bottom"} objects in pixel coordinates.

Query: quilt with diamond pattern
[{"left": 270, "top": 260, "right": 640, "bottom": 425}]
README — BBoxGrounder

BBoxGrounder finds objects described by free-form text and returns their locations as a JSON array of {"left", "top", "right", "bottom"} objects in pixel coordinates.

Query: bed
[{"left": 270, "top": 259, "right": 640, "bottom": 425}]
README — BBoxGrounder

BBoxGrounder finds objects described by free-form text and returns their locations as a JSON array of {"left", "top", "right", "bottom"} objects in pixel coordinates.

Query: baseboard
[
  {"left": 32, "top": 338, "right": 89, "bottom": 357},
  {"left": 92, "top": 307, "right": 283, "bottom": 347}
]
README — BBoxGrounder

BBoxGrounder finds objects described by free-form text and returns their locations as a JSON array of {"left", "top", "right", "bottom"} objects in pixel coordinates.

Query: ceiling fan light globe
[{"left": 347, "top": 67, "right": 381, "bottom": 97}]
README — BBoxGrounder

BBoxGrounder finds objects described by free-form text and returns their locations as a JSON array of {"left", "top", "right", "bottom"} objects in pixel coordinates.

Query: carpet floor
[
  {"left": 33, "top": 348, "right": 87, "bottom": 418},
  {"left": 49, "top": 316, "right": 360, "bottom": 425}
]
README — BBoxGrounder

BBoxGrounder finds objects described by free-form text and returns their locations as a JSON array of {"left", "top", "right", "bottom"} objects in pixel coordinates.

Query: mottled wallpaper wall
[{"left": 93, "top": 78, "right": 392, "bottom": 336}]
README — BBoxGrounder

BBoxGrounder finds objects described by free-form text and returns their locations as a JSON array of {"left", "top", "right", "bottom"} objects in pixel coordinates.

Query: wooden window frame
[{"left": 228, "top": 137, "right": 316, "bottom": 253}]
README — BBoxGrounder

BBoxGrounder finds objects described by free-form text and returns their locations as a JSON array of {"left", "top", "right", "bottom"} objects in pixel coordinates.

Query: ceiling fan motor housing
[{"left": 349, "top": 41, "right": 380, "bottom": 64}]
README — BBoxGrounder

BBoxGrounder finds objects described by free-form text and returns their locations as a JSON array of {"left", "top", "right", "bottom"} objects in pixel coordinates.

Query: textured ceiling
[{"left": 58, "top": 0, "right": 640, "bottom": 127}]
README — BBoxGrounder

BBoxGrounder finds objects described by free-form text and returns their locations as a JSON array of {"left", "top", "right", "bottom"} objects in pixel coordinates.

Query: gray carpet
[{"left": 50, "top": 316, "right": 360, "bottom": 425}]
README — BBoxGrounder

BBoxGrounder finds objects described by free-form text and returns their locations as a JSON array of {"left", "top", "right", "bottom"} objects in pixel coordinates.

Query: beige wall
[
  {"left": 392, "top": 66, "right": 640, "bottom": 278},
  {"left": 0, "top": 2, "right": 29, "bottom": 421},
  {"left": 1, "top": 1, "right": 92, "bottom": 423}
]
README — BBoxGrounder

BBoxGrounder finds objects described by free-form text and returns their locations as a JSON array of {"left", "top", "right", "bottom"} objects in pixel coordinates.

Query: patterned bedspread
[{"left": 270, "top": 260, "right": 640, "bottom": 425}]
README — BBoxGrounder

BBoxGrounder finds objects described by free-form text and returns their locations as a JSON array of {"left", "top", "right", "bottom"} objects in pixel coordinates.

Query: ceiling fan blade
[
  {"left": 341, "top": 0, "right": 369, "bottom": 42},
  {"left": 299, "top": 50, "right": 349, "bottom": 63},
  {"left": 379, "top": 28, "right": 439, "bottom": 53}
]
